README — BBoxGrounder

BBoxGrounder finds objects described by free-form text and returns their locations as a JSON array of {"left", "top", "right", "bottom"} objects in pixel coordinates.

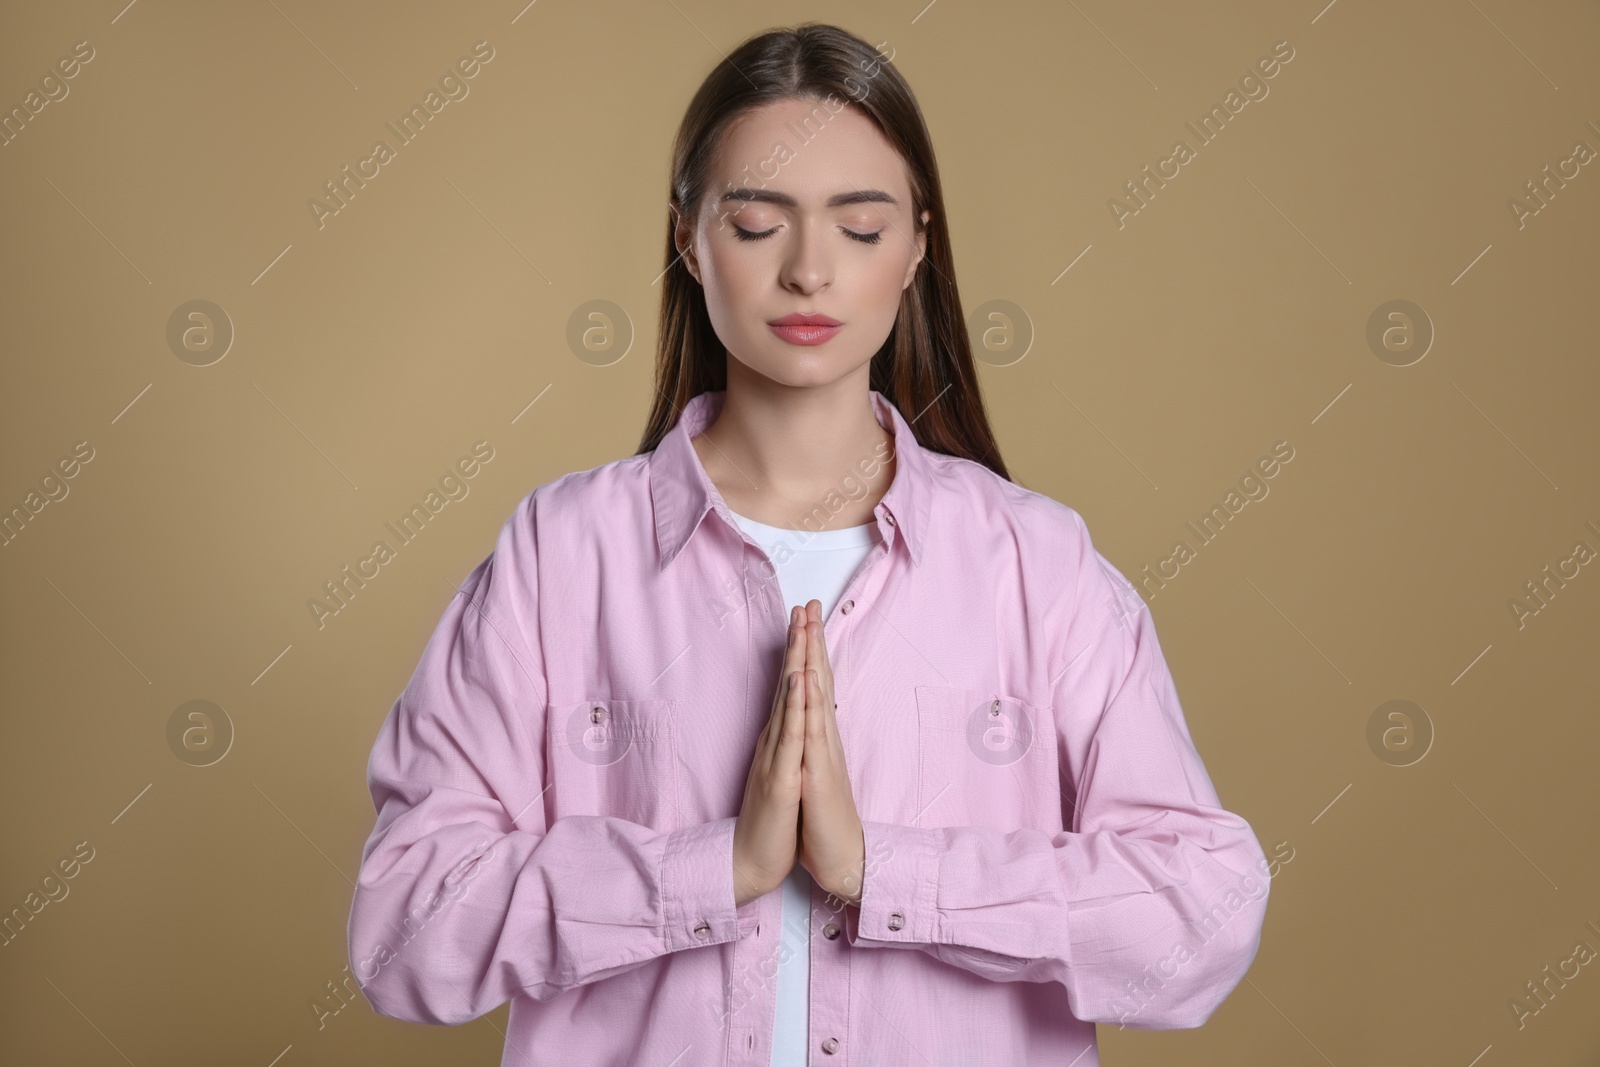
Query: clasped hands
[{"left": 731, "top": 600, "right": 865, "bottom": 909}]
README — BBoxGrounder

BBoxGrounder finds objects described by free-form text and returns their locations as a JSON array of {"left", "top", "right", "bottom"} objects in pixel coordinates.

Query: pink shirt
[{"left": 347, "top": 388, "right": 1270, "bottom": 1066}]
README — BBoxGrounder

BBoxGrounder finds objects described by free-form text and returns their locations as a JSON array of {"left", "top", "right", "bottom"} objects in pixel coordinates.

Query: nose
[{"left": 778, "top": 218, "right": 832, "bottom": 295}]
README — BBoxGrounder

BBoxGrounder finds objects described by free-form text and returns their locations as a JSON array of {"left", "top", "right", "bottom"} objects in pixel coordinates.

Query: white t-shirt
[{"left": 727, "top": 508, "right": 878, "bottom": 1067}]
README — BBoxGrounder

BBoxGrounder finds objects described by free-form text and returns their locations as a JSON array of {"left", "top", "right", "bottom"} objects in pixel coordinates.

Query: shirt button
[
  {"left": 887, "top": 912, "right": 904, "bottom": 931},
  {"left": 590, "top": 705, "right": 607, "bottom": 724},
  {"left": 841, "top": 599, "right": 854, "bottom": 614},
  {"left": 823, "top": 922, "right": 840, "bottom": 940},
  {"left": 822, "top": 1037, "right": 840, "bottom": 1054},
  {"left": 693, "top": 919, "right": 711, "bottom": 939},
  {"left": 884, "top": 513, "right": 897, "bottom": 526}
]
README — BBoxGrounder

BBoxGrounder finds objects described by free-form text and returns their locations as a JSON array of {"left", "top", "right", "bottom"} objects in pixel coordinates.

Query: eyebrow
[{"left": 716, "top": 187, "right": 899, "bottom": 208}]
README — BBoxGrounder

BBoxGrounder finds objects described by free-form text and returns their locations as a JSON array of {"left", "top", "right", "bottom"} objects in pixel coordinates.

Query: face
[{"left": 675, "top": 96, "right": 931, "bottom": 389}]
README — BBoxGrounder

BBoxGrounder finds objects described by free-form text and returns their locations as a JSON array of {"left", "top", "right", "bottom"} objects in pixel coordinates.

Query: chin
[{"left": 749, "top": 354, "right": 860, "bottom": 389}]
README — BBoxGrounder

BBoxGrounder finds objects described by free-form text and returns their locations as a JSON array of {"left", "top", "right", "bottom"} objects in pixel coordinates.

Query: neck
[{"left": 692, "top": 366, "right": 894, "bottom": 528}]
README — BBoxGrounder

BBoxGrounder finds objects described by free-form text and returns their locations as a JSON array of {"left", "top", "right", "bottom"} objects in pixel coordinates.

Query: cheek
[
  {"left": 852, "top": 251, "right": 913, "bottom": 308},
  {"left": 699, "top": 245, "right": 766, "bottom": 331}
]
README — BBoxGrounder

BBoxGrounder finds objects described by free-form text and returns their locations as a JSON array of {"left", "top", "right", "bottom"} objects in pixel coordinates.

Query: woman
[{"left": 348, "top": 23, "right": 1270, "bottom": 1067}]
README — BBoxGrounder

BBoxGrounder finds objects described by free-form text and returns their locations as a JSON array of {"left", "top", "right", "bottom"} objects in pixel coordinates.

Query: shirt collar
[{"left": 650, "top": 389, "right": 933, "bottom": 571}]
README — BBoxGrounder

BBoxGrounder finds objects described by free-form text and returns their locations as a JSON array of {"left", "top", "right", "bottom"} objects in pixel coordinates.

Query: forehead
[{"left": 711, "top": 97, "right": 911, "bottom": 206}]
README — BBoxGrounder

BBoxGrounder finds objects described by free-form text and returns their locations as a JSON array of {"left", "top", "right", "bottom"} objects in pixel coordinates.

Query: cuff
[
  {"left": 845, "top": 820, "right": 941, "bottom": 947},
  {"left": 661, "top": 816, "right": 744, "bottom": 952}
]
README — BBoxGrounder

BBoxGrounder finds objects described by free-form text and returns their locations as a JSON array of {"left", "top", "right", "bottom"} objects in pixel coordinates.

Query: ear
[
  {"left": 671, "top": 200, "right": 702, "bottom": 285},
  {"left": 902, "top": 209, "right": 930, "bottom": 290}
]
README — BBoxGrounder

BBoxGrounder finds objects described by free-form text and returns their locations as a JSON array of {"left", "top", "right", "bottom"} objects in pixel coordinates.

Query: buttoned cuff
[
  {"left": 845, "top": 820, "right": 941, "bottom": 947},
  {"left": 661, "top": 816, "right": 744, "bottom": 952}
]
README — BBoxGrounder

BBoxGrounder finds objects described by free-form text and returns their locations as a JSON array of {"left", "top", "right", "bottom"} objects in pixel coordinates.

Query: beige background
[{"left": 3, "top": 1, "right": 1598, "bottom": 1064}]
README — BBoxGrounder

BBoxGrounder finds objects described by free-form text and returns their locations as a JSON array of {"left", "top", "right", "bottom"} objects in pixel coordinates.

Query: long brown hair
[{"left": 632, "top": 22, "right": 1011, "bottom": 483}]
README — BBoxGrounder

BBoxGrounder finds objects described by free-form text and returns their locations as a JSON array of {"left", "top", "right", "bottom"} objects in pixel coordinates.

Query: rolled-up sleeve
[
  {"left": 846, "top": 508, "right": 1269, "bottom": 1030},
  {"left": 346, "top": 490, "right": 744, "bottom": 1025}
]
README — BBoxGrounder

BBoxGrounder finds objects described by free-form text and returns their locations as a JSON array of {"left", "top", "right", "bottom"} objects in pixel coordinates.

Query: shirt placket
[
  {"left": 803, "top": 505, "right": 899, "bottom": 1067},
  {"left": 722, "top": 502, "right": 902, "bottom": 1067}
]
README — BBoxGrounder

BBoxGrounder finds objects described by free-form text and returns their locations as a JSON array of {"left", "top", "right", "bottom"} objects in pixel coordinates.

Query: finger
[
  {"left": 803, "top": 617, "right": 838, "bottom": 741},
  {"left": 777, "top": 668, "right": 806, "bottom": 771},
  {"left": 788, "top": 605, "right": 809, "bottom": 673},
  {"left": 811, "top": 623, "right": 834, "bottom": 717},
  {"left": 784, "top": 603, "right": 805, "bottom": 666},
  {"left": 783, "top": 609, "right": 808, "bottom": 717},
  {"left": 784, "top": 607, "right": 809, "bottom": 680},
  {"left": 804, "top": 611, "right": 822, "bottom": 681},
  {"left": 783, "top": 611, "right": 809, "bottom": 749},
  {"left": 803, "top": 602, "right": 834, "bottom": 692},
  {"left": 804, "top": 668, "right": 827, "bottom": 755}
]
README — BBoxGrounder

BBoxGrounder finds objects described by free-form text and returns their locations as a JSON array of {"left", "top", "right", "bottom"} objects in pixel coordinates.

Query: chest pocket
[
  {"left": 545, "top": 697, "right": 679, "bottom": 832},
  {"left": 915, "top": 685, "right": 1062, "bottom": 833}
]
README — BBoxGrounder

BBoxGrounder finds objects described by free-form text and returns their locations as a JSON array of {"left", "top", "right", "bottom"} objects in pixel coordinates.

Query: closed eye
[{"left": 732, "top": 224, "right": 883, "bottom": 246}]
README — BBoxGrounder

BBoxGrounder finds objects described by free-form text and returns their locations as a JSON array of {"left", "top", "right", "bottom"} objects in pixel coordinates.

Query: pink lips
[{"left": 768, "top": 312, "right": 842, "bottom": 346}]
